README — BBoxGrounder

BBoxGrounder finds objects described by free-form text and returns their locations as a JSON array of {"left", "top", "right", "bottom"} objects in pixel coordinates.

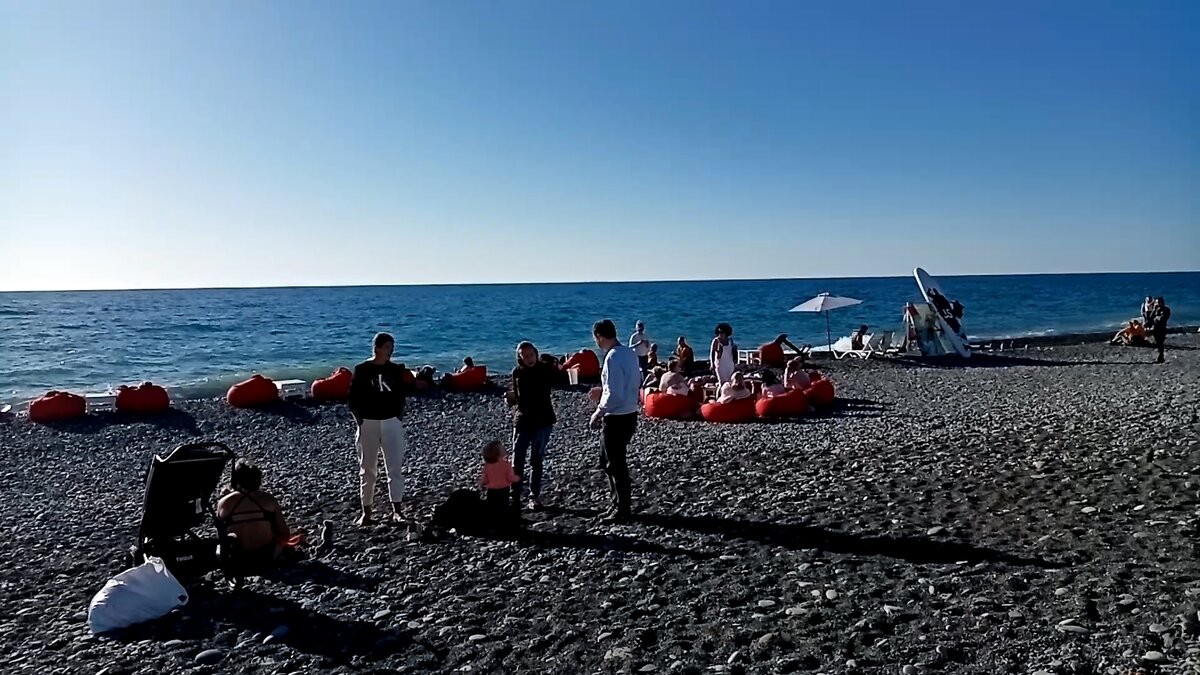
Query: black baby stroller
[{"left": 127, "top": 441, "right": 236, "bottom": 580}]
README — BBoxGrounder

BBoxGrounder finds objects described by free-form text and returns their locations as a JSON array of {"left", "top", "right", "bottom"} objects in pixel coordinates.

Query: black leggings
[{"left": 600, "top": 413, "right": 637, "bottom": 514}]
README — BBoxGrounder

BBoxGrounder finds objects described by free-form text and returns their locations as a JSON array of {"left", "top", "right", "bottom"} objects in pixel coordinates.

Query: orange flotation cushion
[
  {"left": 445, "top": 366, "right": 488, "bottom": 392},
  {"left": 644, "top": 391, "right": 695, "bottom": 420},
  {"left": 700, "top": 396, "right": 759, "bottom": 424},
  {"left": 755, "top": 388, "right": 808, "bottom": 418},
  {"left": 805, "top": 378, "right": 836, "bottom": 407},
  {"left": 562, "top": 350, "right": 601, "bottom": 379},
  {"left": 758, "top": 342, "right": 786, "bottom": 368},
  {"left": 115, "top": 382, "right": 171, "bottom": 415},
  {"left": 227, "top": 374, "right": 280, "bottom": 408},
  {"left": 311, "top": 367, "right": 352, "bottom": 401},
  {"left": 29, "top": 391, "right": 87, "bottom": 423}
]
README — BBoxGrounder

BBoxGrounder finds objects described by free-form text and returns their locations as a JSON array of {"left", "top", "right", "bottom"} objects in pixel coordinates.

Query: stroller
[{"left": 128, "top": 442, "right": 238, "bottom": 582}]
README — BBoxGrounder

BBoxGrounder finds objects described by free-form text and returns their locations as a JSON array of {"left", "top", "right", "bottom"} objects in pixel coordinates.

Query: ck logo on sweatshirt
[{"left": 376, "top": 375, "right": 391, "bottom": 393}]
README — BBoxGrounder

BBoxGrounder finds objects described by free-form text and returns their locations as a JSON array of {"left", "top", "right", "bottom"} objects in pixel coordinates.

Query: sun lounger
[
  {"left": 835, "top": 334, "right": 880, "bottom": 360},
  {"left": 870, "top": 331, "right": 894, "bottom": 357}
]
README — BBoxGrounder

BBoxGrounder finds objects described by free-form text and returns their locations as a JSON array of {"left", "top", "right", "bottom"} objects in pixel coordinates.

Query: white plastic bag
[{"left": 88, "top": 556, "right": 189, "bottom": 634}]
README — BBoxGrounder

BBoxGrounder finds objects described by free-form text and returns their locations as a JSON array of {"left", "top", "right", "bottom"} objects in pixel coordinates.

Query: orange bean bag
[
  {"left": 115, "top": 382, "right": 171, "bottom": 415},
  {"left": 227, "top": 374, "right": 280, "bottom": 408},
  {"left": 699, "top": 396, "right": 759, "bottom": 423},
  {"left": 644, "top": 391, "right": 695, "bottom": 420},
  {"left": 29, "top": 391, "right": 86, "bottom": 423},
  {"left": 445, "top": 366, "right": 488, "bottom": 392},
  {"left": 758, "top": 342, "right": 786, "bottom": 368},
  {"left": 311, "top": 367, "right": 352, "bottom": 401},
  {"left": 805, "top": 378, "right": 836, "bottom": 407},
  {"left": 755, "top": 388, "right": 809, "bottom": 418},
  {"left": 562, "top": 350, "right": 601, "bottom": 379},
  {"left": 402, "top": 368, "right": 416, "bottom": 388}
]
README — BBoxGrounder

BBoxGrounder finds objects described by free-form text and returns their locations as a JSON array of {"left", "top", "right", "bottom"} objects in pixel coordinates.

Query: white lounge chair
[
  {"left": 835, "top": 334, "right": 879, "bottom": 360},
  {"left": 870, "top": 331, "right": 894, "bottom": 357}
]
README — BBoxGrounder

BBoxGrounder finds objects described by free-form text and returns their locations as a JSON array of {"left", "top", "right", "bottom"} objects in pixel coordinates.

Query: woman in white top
[
  {"left": 717, "top": 371, "right": 752, "bottom": 403},
  {"left": 783, "top": 357, "right": 811, "bottom": 391},
  {"left": 710, "top": 323, "right": 737, "bottom": 388}
]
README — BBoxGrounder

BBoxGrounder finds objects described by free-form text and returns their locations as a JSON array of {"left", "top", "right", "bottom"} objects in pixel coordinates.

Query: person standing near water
[
  {"left": 629, "top": 320, "right": 652, "bottom": 372},
  {"left": 590, "top": 319, "right": 641, "bottom": 523},
  {"left": 710, "top": 323, "right": 737, "bottom": 388},
  {"left": 1147, "top": 297, "right": 1171, "bottom": 364},
  {"left": 348, "top": 332, "right": 410, "bottom": 526},
  {"left": 507, "top": 341, "right": 564, "bottom": 510}
]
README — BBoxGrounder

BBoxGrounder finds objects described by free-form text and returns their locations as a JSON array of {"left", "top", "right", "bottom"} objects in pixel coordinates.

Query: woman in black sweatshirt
[{"left": 507, "top": 341, "right": 567, "bottom": 510}]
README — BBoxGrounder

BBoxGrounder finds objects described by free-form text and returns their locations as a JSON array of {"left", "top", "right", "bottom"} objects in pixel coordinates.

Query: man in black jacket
[
  {"left": 348, "top": 333, "right": 410, "bottom": 526},
  {"left": 507, "top": 341, "right": 566, "bottom": 510}
]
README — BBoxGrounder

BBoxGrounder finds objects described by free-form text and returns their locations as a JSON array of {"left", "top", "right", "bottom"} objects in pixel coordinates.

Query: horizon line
[{"left": 2, "top": 268, "right": 1197, "bottom": 294}]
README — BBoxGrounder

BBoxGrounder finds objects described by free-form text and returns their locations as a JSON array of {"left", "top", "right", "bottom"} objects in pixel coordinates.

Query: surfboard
[{"left": 913, "top": 267, "right": 970, "bottom": 358}]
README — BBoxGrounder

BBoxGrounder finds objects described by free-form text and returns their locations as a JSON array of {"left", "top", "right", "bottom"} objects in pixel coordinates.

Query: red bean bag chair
[
  {"left": 758, "top": 342, "right": 786, "bottom": 368},
  {"left": 115, "top": 382, "right": 171, "bottom": 415},
  {"left": 29, "top": 391, "right": 86, "bottom": 423},
  {"left": 402, "top": 368, "right": 416, "bottom": 388},
  {"left": 644, "top": 391, "right": 695, "bottom": 420},
  {"left": 755, "top": 388, "right": 809, "bottom": 419},
  {"left": 227, "top": 374, "right": 280, "bottom": 408},
  {"left": 311, "top": 367, "right": 352, "bottom": 401},
  {"left": 699, "top": 396, "right": 759, "bottom": 424},
  {"left": 805, "top": 378, "right": 836, "bottom": 407},
  {"left": 444, "top": 366, "right": 488, "bottom": 392},
  {"left": 562, "top": 350, "right": 601, "bottom": 380}
]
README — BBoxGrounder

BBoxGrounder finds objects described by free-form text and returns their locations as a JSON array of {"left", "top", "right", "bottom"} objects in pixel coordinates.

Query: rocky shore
[{"left": 2, "top": 336, "right": 1198, "bottom": 674}]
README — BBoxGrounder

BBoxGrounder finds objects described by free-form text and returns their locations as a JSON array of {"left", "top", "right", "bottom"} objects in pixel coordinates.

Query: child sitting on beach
[
  {"left": 480, "top": 440, "right": 520, "bottom": 519},
  {"left": 760, "top": 370, "right": 787, "bottom": 397}
]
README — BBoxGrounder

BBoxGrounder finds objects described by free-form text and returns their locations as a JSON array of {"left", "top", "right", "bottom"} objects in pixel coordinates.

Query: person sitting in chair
[
  {"left": 760, "top": 370, "right": 787, "bottom": 398},
  {"left": 658, "top": 359, "right": 691, "bottom": 397},
  {"left": 217, "top": 460, "right": 291, "bottom": 567},
  {"left": 717, "top": 372, "right": 753, "bottom": 403},
  {"left": 850, "top": 325, "right": 870, "bottom": 351},
  {"left": 784, "top": 357, "right": 812, "bottom": 390}
]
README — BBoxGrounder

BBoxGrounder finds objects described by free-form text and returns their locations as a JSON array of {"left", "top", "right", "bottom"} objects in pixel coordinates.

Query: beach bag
[{"left": 87, "top": 556, "right": 189, "bottom": 634}]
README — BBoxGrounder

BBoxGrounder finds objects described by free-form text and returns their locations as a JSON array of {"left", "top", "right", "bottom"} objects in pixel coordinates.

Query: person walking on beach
[
  {"left": 348, "top": 332, "right": 410, "bottom": 526},
  {"left": 710, "top": 323, "right": 737, "bottom": 388},
  {"left": 629, "top": 320, "right": 652, "bottom": 372},
  {"left": 506, "top": 341, "right": 565, "bottom": 510},
  {"left": 1147, "top": 297, "right": 1171, "bottom": 364},
  {"left": 590, "top": 319, "right": 641, "bottom": 523}
]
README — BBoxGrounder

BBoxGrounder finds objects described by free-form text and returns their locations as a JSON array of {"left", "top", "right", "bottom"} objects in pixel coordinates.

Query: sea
[{"left": 2, "top": 272, "right": 1198, "bottom": 404}]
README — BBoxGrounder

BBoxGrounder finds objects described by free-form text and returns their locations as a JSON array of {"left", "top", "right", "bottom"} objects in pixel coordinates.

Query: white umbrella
[{"left": 789, "top": 292, "right": 864, "bottom": 353}]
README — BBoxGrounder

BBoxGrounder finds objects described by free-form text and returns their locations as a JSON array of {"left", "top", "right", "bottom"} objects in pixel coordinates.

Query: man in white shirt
[
  {"left": 590, "top": 319, "right": 641, "bottom": 523},
  {"left": 628, "top": 320, "right": 652, "bottom": 371}
]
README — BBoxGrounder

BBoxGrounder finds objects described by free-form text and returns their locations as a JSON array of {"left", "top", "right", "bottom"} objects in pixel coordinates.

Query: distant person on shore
[
  {"left": 675, "top": 337, "right": 695, "bottom": 374},
  {"left": 759, "top": 370, "right": 786, "bottom": 398},
  {"left": 480, "top": 440, "right": 520, "bottom": 528},
  {"left": 710, "top": 323, "right": 737, "bottom": 387},
  {"left": 784, "top": 357, "right": 812, "bottom": 391},
  {"left": 717, "top": 371, "right": 753, "bottom": 403},
  {"left": 1109, "top": 320, "right": 1148, "bottom": 347},
  {"left": 348, "top": 332, "right": 410, "bottom": 527},
  {"left": 850, "top": 325, "right": 870, "bottom": 351},
  {"left": 659, "top": 359, "right": 690, "bottom": 397},
  {"left": 590, "top": 319, "right": 640, "bottom": 524},
  {"left": 1147, "top": 297, "right": 1171, "bottom": 364},
  {"left": 217, "top": 460, "right": 292, "bottom": 566},
  {"left": 457, "top": 357, "right": 475, "bottom": 373},
  {"left": 506, "top": 341, "right": 564, "bottom": 510},
  {"left": 1141, "top": 296, "right": 1155, "bottom": 326},
  {"left": 629, "top": 321, "right": 653, "bottom": 371},
  {"left": 646, "top": 343, "right": 660, "bottom": 369}
]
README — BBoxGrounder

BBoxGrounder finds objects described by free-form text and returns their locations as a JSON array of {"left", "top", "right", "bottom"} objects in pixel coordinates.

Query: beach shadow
[
  {"left": 633, "top": 512, "right": 1062, "bottom": 569},
  {"left": 509, "top": 526, "right": 715, "bottom": 560},
  {"left": 889, "top": 354, "right": 1138, "bottom": 369},
  {"left": 252, "top": 401, "right": 317, "bottom": 423},
  {"left": 41, "top": 409, "right": 199, "bottom": 435},
  {"left": 262, "top": 558, "right": 380, "bottom": 591},
  {"left": 108, "top": 587, "right": 411, "bottom": 662}
]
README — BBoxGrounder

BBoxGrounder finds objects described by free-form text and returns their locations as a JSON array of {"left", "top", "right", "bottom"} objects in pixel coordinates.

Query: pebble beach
[{"left": 2, "top": 336, "right": 1199, "bottom": 675}]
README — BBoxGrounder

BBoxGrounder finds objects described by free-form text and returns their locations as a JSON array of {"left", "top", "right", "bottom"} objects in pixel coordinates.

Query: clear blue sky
[{"left": 1, "top": 1, "right": 1196, "bottom": 291}]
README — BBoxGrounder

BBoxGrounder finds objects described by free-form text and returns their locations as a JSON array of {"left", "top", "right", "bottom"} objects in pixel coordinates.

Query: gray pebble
[{"left": 194, "top": 649, "right": 224, "bottom": 665}]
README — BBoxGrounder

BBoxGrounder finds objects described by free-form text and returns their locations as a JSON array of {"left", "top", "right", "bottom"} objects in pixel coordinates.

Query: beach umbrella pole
[{"left": 825, "top": 311, "right": 832, "bottom": 353}]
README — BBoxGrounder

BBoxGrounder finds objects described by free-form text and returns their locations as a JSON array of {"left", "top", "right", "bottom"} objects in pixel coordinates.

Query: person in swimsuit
[
  {"left": 216, "top": 460, "right": 291, "bottom": 566},
  {"left": 783, "top": 357, "right": 811, "bottom": 391}
]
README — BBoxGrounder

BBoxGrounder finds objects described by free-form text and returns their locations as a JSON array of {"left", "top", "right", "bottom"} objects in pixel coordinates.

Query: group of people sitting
[
  {"left": 641, "top": 352, "right": 813, "bottom": 404},
  {"left": 1111, "top": 296, "right": 1172, "bottom": 364}
]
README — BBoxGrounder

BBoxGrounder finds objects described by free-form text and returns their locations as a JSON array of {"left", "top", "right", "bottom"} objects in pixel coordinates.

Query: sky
[{"left": 1, "top": 1, "right": 1197, "bottom": 291}]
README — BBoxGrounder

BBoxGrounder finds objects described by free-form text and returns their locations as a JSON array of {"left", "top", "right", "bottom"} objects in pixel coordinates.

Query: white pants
[{"left": 356, "top": 417, "right": 407, "bottom": 510}]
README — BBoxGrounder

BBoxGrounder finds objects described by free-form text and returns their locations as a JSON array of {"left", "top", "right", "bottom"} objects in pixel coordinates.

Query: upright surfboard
[{"left": 914, "top": 267, "right": 970, "bottom": 358}]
